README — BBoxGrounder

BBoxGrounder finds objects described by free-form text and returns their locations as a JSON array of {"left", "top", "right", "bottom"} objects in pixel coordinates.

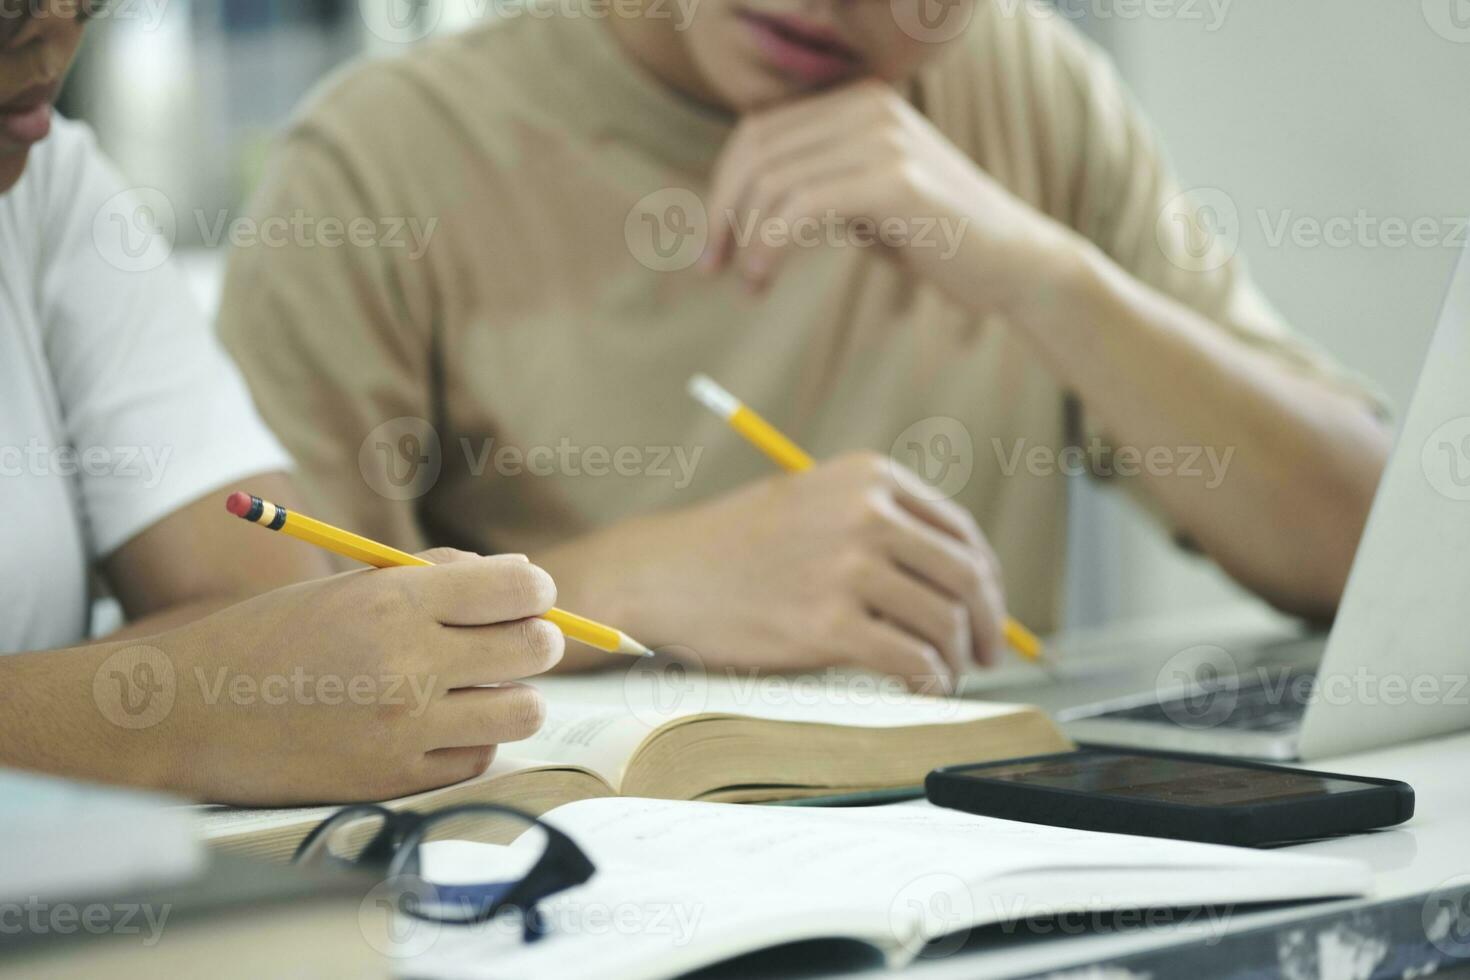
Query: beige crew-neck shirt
[{"left": 218, "top": 2, "right": 1369, "bottom": 632}]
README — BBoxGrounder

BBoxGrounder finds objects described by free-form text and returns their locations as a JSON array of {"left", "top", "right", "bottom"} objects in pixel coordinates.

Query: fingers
[
  {"left": 853, "top": 560, "right": 971, "bottom": 679},
  {"left": 853, "top": 616, "right": 953, "bottom": 695},
  {"left": 727, "top": 157, "right": 873, "bottom": 289},
  {"left": 422, "top": 684, "right": 548, "bottom": 751},
  {"left": 870, "top": 495, "right": 1007, "bottom": 668},
  {"left": 705, "top": 83, "right": 911, "bottom": 283},
  {"left": 432, "top": 618, "right": 565, "bottom": 689},
  {"left": 707, "top": 103, "right": 882, "bottom": 270},
  {"left": 420, "top": 746, "right": 498, "bottom": 787},
  {"left": 403, "top": 551, "right": 557, "bottom": 627},
  {"left": 748, "top": 170, "right": 887, "bottom": 291},
  {"left": 889, "top": 477, "right": 985, "bottom": 550}
]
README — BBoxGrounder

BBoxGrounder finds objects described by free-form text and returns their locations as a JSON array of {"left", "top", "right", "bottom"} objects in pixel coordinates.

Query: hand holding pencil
[
  {"left": 226, "top": 493, "right": 652, "bottom": 658},
  {"left": 689, "top": 374, "right": 1051, "bottom": 674}
]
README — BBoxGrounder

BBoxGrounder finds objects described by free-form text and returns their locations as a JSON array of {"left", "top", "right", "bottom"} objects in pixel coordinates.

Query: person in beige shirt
[{"left": 219, "top": 0, "right": 1390, "bottom": 691}]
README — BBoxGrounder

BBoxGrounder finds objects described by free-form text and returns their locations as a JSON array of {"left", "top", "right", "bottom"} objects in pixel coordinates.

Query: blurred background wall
[{"left": 55, "top": 0, "right": 1470, "bottom": 629}]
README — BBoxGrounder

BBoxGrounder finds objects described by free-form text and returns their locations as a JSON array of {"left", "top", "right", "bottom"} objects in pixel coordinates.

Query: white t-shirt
[{"left": 1, "top": 118, "right": 291, "bottom": 654}]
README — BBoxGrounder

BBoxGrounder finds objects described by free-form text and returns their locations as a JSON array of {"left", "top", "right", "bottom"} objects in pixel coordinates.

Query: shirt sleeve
[
  {"left": 36, "top": 120, "right": 292, "bottom": 558},
  {"left": 1059, "top": 20, "right": 1391, "bottom": 426},
  {"left": 214, "top": 71, "right": 435, "bottom": 556}
]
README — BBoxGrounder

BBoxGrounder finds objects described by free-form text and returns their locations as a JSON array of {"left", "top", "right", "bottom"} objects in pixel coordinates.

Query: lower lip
[
  {"left": 742, "top": 15, "right": 859, "bottom": 88},
  {"left": 0, "top": 102, "right": 53, "bottom": 147}
]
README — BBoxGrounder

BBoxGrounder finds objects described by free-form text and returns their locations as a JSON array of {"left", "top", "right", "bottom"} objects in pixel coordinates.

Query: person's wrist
[
  {"left": 587, "top": 513, "right": 668, "bottom": 637},
  {"left": 996, "top": 224, "right": 1109, "bottom": 333},
  {"left": 534, "top": 519, "right": 660, "bottom": 652},
  {"left": 131, "top": 630, "right": 214, "bottom": 799},
  {"left": 38, "top": 639, "right": 194, "bottom": 797}
]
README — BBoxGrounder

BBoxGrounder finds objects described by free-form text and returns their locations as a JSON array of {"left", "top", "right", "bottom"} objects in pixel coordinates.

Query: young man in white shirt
[{"left": 0, "top": 2, "right": 562, "bottom": 805}]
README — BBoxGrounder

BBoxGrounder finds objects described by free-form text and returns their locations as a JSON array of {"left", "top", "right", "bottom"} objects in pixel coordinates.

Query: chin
[
  {"left": 680, "top": 11, "right": 805, "bottom": 111},
  {"left": 0, "top": 150, "right": 28, "bottom": 194},
  {"left": 688, "top": 41, "right": 815, "bottom": 113},
  {"left": 712, "top": 71, "right": 800, "bottom": 112}
]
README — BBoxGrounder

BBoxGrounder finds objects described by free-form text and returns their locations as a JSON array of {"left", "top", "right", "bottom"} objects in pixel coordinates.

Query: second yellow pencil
[{"left": 688, "top": 374, "right": 1047, "bottom": 665}]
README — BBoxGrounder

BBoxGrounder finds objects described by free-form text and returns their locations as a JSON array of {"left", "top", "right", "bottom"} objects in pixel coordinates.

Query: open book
[
  {"left": 201, "top": 672, "right": 1069, "bottom": 861},
  {"left": 404, "top": 797, "right": 1371, "bottom": 980}
]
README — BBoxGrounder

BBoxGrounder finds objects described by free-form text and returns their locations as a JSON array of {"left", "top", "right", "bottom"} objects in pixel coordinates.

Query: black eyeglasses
[{"left": 293, "top": 803, "right": 596, "bottom": 942}]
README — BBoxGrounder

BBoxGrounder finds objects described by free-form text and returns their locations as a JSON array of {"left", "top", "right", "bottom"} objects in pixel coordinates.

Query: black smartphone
[{"left": 926, "top": 747, "right": 1414, "bottom": 846}]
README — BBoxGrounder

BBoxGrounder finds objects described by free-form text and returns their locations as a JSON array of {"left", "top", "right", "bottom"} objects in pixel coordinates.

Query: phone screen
[{"left": 973, "top": 752, "right": 1375, "bottom": 807}]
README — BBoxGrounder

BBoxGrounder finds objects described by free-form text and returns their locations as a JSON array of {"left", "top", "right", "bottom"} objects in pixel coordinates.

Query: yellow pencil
[
  {"left": 226, "top": 492, "right": 653, "bottom": 658},
  {"left": 688, "top": 375, "right": 1049, "bottom": 667}
]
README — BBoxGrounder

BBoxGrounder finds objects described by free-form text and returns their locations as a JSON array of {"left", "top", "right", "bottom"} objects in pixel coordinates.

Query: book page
[
  {"left": 538, "top": 797, "right": 1363, "bottom": 882},
  {"left": 502, "top": 702, "right": 657, "bottom": 787},
  {"left": 407, "top": 798, "right": 1369, "bottom": 980},
  {"left": 537, "top": 668, "right": 1027, "bottom": 730}
]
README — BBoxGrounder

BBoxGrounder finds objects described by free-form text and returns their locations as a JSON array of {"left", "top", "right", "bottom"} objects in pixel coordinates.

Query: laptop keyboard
[{"left": 1102, "top": 669, "right": 1316, "bottom": 733}]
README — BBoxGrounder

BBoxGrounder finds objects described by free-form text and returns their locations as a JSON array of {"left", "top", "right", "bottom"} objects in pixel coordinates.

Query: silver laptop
[{"left": 1061, "top": 248, "right": 1470, "bottom": 761}]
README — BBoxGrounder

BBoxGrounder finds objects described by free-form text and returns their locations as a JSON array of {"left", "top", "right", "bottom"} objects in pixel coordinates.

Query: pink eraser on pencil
[{"left": 225, "top": 492, "right": 253, "bottom": 518}]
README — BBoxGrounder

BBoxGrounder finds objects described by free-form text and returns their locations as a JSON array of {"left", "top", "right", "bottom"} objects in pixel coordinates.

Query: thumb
[{"left": 416, "top": 548, "right": 530, "bottom": 565}]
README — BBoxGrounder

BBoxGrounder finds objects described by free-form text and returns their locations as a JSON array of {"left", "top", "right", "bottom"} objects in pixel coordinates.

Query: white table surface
[{"left": 691, "top": 605, "right": 1470, "bottom": 978}]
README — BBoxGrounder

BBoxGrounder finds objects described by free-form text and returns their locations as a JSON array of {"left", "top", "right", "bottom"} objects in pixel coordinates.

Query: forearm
[
  {"left": 101, "top": 472, "right": 332, "bottom": 640},
  {"left": 93, "top": 597, "right": 245, "bottom": 644},
  {"left": 0, "top": 642, "right": 178, "bottom": 792},
  {"left": 532, "top": 521, "right": 653, "bottom": 674},
  {"left": 1007, "top": 238, "right": 1391, "bottom": 617}
]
